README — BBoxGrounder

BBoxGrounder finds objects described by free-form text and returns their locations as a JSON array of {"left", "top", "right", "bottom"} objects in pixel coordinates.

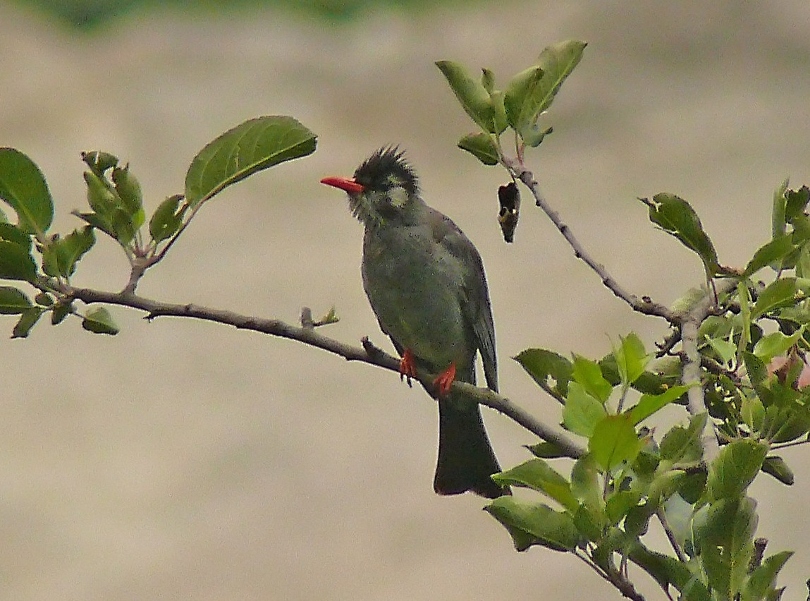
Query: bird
[{"left": 320, "top": 147, "right": 508, "bottom": 498}]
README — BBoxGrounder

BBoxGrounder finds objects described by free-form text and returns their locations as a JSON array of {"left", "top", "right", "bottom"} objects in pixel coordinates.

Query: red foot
[
  {"left": 399, "top": 348, "right": 417, "bottom": 387},
  {"left": 433, "top": 362, "right": 457, "bottom": 397}
]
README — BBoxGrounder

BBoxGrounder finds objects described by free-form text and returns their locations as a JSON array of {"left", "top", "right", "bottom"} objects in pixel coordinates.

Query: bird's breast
[{"left": 361, "top": 226, "right": 473, "bottom": 371}]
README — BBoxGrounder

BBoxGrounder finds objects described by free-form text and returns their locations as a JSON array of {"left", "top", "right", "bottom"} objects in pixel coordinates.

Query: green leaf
[
  {"left": 760, "top": 455, "right": 794, "bottom": 486},
  {"left": 786, "top": 184, "right": 810, "bottom": 219},
  {"left": 629, "top": 544, "right": 711, "bottom": 601},
  {"left": 0, "top": 148, "right": 54, "bottom": 234},
  {"left": 563, "top": 382, "right": 607, "bottom": 437},
  {"left": 589, "top": 415, "right": 643, "bottom": 472},
  {"left": 751, "top": 278, "right": 798, "bottom": 319},
  {"left": 11, "top": 307, "right": 44, "bottom": 338},
  {"left": 744, "top": 551, "right": 793, "bottom": 601},
  {"left": 641, "top": 193, "right": 719, "bottom": 274},
  {"left": 111, "top": 165, "right": 143, "bottom": 216},
  {"left": 0, "top": 222, "right": 32, "bottom": 250},
  {"left": 707, "top": 439, "right": 768, "bottom": 501},
  {"left": 185, "top": 116, "right": 317, "bottom": 207},
  {"left": 457, "top": 132, "right": 499, "bottom": 165},
  {"left": 752, "top": 330, "right": 803, "bottom": 363},
  {"left": 81, "top": 307, "right": 119, "bottom": 335},
  {"left": 0, "top": 286, "right": 32, "bottom": 314},
  {"left": 570, "top": 455, "right": 603, "bottom": 511},
  {"left": 41, "top": 226, "right": 96, "bottom": 278},
  {"left": 525, "top": 441, "right": 568, "bottom": 458},
  {"left": 50, "top": 300, "right": 74, "bottom": 325},
  {"left": 744, "top": 235, "right": 795, "bottom": 276},
  {"left": 81, "top": 151, "right": 119, "bottom": 176},
  {"left": 493, "top": 458, "right": 577, "bottom": 511},
  {"left": 614, "top": 332, "right": 648, "bottom": 386},
  {"left": 693, "top": 497, "right": 757, "bottom": 600},
  {"left": 744, "top": 351, "right": 769, "bottom": 387},
  {"left": 504, "top": 65, "right": 544, "bottom": 132},
  {"left": 514, "top": 348, "right": 572, "bottom": 398},
  {"left": 771, "top": 179, "right": 788, "bottom": 239},
  {"left": 0, "top": 240, "right": 37, "bottom": 281},
  {"left": 83, "top": 170, "right": 118, "bottom": 217},
  {"left": 572, "top": 355, "right": 613, "bottom": 403},
  {"left": 627, "top": 385, "right": 690, "bottom": 424},
  {"left": 485, "top": 497, "right": 580, "bottom": 552},
  {"left": 659, "top": 413, "right": 706, "bottom": 463},
  {"left": 436, "top": 61, "right": 496, "bottom": 133},
  {"left": 149, "top": 194, "right": 186, "bottom": 244},
  {"left": 504, "top": 40, "right": 586, "bottom": 134}
]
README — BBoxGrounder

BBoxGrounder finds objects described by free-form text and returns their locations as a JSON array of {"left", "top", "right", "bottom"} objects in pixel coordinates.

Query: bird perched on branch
[{"left": 321, "top": 147, "right": 508, "bottom": 498}]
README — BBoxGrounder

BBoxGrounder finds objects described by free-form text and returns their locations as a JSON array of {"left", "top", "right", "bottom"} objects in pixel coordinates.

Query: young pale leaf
[
  {"left": 185, "top": 116, "right": 317, "bottom": 207},
  {"left": 563, "top": 382, "right": 607, "bottom": 437},
  {"left": 572, "top": 354, "right": 613, "bottom": 403},
  {"left": 514, "top": 348, "right": 572, "bottom": 398},
  {"left": 743, "top": 235, "right": 795, "bottom": 277},
  {"left": 81, "top": 307, "right": 119, "bottom": 335},
  {"left": 641, "top": 193, "right": 719, "bottom": 274},
  {"left": 484, "top": 497, "right": 580, "bottom": 552},
  {"left": 0, "top": 148, "right": 54, "bottom": 235},
  {"left": 435, "top": 61, "right": 496, "bottom": 133},
  {"left": 11, "top": 307, "right": 44, "bottom": 338},
  {"left": 627, "top": 385, "right": 690, "bottom": 424},
  {"left": 589, "top": 415, "right": 643, "bottom": 472},
  {"left": 751, "top": 278, "right": 798, "bottom": 319},
  {"left": 0, "top": 240, "right": 37, "bottom": 281},
  {"left": 707, "top": 439, "right": 768, "bottom": 501},
  {"left": 0, "top": 286, "right": 32, "bottom": 314},
  {"left": 493, "top": 458, "right": 577, "bottom": 511},
  {"left": 457, "top": 133, "right": 499, "bottom": 165}
]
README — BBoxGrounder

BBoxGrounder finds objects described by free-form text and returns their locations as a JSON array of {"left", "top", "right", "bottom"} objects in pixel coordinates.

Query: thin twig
[
  {"left": 503, "top": 159, "right": 675, "bottom": 322},
  {"left": 46, "top": 281, "right": 586, "bottom": 459}
]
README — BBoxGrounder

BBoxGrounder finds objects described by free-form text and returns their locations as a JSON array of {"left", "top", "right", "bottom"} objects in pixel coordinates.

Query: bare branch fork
[{"left": 51, "top": 281, "right": 586, "bottom": 460}]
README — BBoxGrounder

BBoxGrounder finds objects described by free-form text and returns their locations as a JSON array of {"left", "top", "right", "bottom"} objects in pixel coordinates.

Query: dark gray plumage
[{"left": 321, "top": 147, "right": 507, "bottom": 498}]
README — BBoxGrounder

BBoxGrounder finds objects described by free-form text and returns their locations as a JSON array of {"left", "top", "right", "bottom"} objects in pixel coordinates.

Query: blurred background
[{"left": 2, "top": 1, "right": 810, "bottom": 599}]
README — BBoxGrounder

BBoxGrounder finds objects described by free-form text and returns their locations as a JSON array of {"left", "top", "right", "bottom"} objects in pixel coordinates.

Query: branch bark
[{"left": 54, "top": 282, "right": 586, "bottom": 459}]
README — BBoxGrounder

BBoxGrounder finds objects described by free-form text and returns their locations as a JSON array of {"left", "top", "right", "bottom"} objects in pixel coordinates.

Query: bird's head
[{"left": 320, "top": 146, "right": 420, "bottom": 227}]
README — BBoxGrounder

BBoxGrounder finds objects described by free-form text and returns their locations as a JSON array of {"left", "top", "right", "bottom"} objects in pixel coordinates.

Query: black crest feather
[{"left": 353, "top": 146, "right": 419, "bottom": 197}]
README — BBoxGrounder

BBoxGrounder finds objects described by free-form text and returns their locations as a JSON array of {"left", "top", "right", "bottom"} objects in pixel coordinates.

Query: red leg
[
  {"left": 433, "top": 362, "right": 457, "bottom": 397},
  {"left": 399, "top": 348, "right": 417, "bottom": 387}
]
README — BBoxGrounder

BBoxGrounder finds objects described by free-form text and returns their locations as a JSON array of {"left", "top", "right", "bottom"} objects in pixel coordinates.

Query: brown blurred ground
[{"left": 1, "top": 1, "right": 810, "bottom": 599}]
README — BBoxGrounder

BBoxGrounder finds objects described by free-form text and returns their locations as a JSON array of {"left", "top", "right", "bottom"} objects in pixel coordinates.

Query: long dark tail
[{"left": 433, "top": 394, "right": 508, "bottom": 498}]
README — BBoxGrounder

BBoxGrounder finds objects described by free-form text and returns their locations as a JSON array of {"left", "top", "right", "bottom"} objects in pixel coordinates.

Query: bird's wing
[{"left": 428, "top": 207, "right": 498, "bottom": 392}]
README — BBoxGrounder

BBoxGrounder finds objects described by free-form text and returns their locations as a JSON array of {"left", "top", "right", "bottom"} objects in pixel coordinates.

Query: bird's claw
[
  {"left": 399, "top": 348, "right": 417, "bottom": 388},
  {"left": 433, "top": 362, "right": 457, "bottom": 397}
]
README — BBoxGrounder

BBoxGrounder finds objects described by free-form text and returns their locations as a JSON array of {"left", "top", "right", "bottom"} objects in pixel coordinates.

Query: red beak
[{"left": 320, "top": 176, "right": 365, "bottom": 194}]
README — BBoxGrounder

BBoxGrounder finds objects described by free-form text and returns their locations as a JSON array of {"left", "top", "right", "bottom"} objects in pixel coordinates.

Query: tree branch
[
  {"left": 504, "top": 159, "right": 675, "bottom": 322},
  {"left": 52, "top": 282, "right": 586, "bottom": 459}
]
